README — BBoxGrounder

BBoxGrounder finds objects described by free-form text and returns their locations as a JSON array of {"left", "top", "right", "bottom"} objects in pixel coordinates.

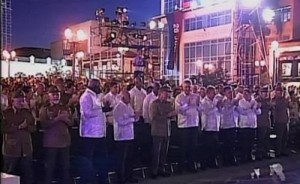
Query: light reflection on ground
[{"left": 140, "top": 154, "right": 300, "bottom": 184}]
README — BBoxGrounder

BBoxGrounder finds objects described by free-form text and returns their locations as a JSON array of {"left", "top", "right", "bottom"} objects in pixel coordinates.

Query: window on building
[
  {"left": 183, "top": 37, "right": 232, "bottom": 78},
  {"left": 276, "top": 6, "right": 291, "bottom": 22},
  {"left": 164, "top": 0, "right": 180, "bottom": 14},
  {"left": 184, "top": 10, "right": 232, "bottom": 32}
]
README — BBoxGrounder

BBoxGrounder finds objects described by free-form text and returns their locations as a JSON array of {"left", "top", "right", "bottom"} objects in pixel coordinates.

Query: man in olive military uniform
[
  {"left": 150, "top": 86, "right": 177, "bottom": 178},
  {"left": 39, "top": 86, "right": 73, "bottom": 184},
  {"left": 2, "top": 90, "right": 36, "bottom": 184},
  {"left": 256, "top": 87, "right": 271, "bottom": 160}
]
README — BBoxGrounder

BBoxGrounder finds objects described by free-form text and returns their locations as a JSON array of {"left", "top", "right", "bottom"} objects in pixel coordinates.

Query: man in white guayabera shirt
[
  {"left": 201, "top": 86, "right": 222, "bottom": 169},
  {"left": 103, "top": 81, "right": 121, "bottom": 125},
  {"left": 129, "top": 77, "right": 147, "bottom": 122},
  {"left": 79, "top": 79, "right": 112, "bottom": 184},
  {"left": 113, "top": 90, "right": 139, "bottom": 184},
  {"left": 220, "top": 86, "right": 239, "bottom": 166},
  {"left": 237, "top": 88, "right": 261, "bottom": 163},
  {"left": 175, "top": 79, "right": 201, "bottom": 173},
  {"left": 142, "top": 82, "right": 160, "bottom": 124}
]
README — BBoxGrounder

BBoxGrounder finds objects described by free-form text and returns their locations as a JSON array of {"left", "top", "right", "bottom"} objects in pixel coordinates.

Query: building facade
[
  {"left": 157, "top": 0, "right": 300, "bottom": 85},
  {"left": 1, "top": 0, "right": 12, "bottom": 51},
  {"left": 265, "top": 0, "right": 300, "bottom": 85},
  {"left": 1, "top": 56, "right": 72, "bottom": 78}
]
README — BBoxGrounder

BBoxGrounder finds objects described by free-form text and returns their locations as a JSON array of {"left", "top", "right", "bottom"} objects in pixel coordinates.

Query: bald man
[{"left": 79, "top": 79, "right": 110, "bottom": 184}]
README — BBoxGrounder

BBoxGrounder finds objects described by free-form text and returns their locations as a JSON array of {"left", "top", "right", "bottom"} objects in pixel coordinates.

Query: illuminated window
[
  {"left": 183, "top": 38, "right": 232, "bottom": 77},
  {"left": 276, "top": 6, "right": 291, "bottom": 22},
  {"left": 184, "top": 10, "right": 232, "bottom": 32},
  {"left": 164, "top": 0, "right": 180, "bottom": 14}
]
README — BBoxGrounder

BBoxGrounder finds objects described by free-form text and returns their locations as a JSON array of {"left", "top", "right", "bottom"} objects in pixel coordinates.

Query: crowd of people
[{"left": 1, "top": 75, "right": 300, "bottom": 184}]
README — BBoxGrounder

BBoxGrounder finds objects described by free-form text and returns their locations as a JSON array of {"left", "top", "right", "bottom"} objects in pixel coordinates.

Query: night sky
[{"left": 12, "top": 0, "right": 161, "bottom": 49}]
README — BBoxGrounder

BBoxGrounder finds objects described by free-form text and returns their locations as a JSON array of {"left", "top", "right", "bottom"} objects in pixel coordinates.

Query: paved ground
[{"left": 138, "top": 154, "right": 300, "bottom": 184}]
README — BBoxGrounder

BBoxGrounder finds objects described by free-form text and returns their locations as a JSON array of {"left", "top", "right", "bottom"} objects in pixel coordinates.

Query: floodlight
[
  {"left": 149, "top": 20, "right": 157, "bottom": 29},
  {"left": 262, "top": 8, "right": 275, "bottom": 23}
]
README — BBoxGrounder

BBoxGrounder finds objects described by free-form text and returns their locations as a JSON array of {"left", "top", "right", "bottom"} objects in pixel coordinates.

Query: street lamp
[
  {"left": 196, "top": 59, "right": 203, "bottom": 74},
  {"left": 118, "top": 47, "right": 129, "bottom": 73},
  {"left": 2, "top": 50, "right": 16, "bottom": 78},
  {"left": 64, "top": 28, "right": 87, "bottom": 79},
  {"left": 76, "top": 51, "right": 85, "bottom": 76},
  {"left": 262, "top": 8, "right": 275, "bottom": 23},
  {"left": 271, "top": 41, "right": 279, "bottom": 86}
]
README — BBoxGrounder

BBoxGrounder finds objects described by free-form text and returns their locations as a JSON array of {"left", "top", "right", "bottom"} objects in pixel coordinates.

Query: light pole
[
  {"left": 64, "top": 28, "right": 87, "bottom": 79},
  {"left": 76, "top": 51, "right": 85, "bottom": 76},
  {"left": 2, "top": 50, "right": 16, "bottom": 78},
  {"left": 118, "top": 47, "right": 129, "bottom": 74},
  {"left": 271, "top": 41, "right": 279, "bottom": 86}
]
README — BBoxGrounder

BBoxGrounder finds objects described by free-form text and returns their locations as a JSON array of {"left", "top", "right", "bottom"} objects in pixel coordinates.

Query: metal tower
[
  {"left": 232, "top": 2, "right": 268, "bottom": 86},
  {"left": 1, "top": 0, "right": 12, "bottom": 51}
]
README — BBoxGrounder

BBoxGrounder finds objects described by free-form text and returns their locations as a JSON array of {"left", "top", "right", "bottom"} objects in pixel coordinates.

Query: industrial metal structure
[
  {"left": 233, "top": 2, "right": 268, "bottom": 86},
  {"left": 63, "top": 7, "right": 164, "bottom": 81},
  {"left": 1, "top": 0, "right": 12, "bottom": 51}
]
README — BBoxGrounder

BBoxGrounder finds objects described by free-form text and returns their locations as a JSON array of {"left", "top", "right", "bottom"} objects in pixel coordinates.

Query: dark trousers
[
  {"left": 44, "top": 147, "right": 70, "bottom": 184},
  {"left": 220, "top": 128, "right": 237, "bottom": 164},
  {"left": 274, "top": 123, "right": 288, "bottom": 156},
  {"left": 3, "top": 155, "right": 33, "bottom": 184},
  {"left": 178, "top": 127, "right": 198, "bottom": 170},
  {"left": 134, "top": 122, "right": 152, "bottom": 166},
  {"left": 256, "top": 127, "right": 270, "bottom": 158},
  {"left": 288, "top": 119, "right": 300, "bottom": 148},
  {"left": 152, "top": 136, "right": 169, "bottom": 175},
  {"left": 202, "top": 131, "right": 219, "bottom": 168},
  {"left": 78, "top": 137, "right": 107, "bottom": 184},
  {"left": 115, "top": 140, "right": 134, "bottom": 183},
  {"left": 239, "top": 128, "right": 255, "bottom": 162}
]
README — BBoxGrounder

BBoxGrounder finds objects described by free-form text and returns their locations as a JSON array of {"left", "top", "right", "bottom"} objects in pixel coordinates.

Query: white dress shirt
[
  {"left": 142, "top": 92, "right": 157, "bottom": 123},
  {"left": 103, "top": 92, "right": 121, "bottom": 124},
  {"left": 1, "top": 94, "right": 8, "bottom": 110},
  {"left": 237, "top": 98, "right": 261, "bottom": 128},
  {"left": 201, "top": 96, "right": 221, "bottom": 131},
  {"left": 129, "top": 86, "right": 147, "bottom": 116},
  {"left": 220, "top": 97, "right": 239, "bottom": 129},
  {"left": 79, "top": 88, "right": 106, "bottom": 138},
  {"left": 113, "top": 101, "right": 135, "bottom": 141},
  {"left": 175, "top": 92, "right": 201, "bottom": 128}
]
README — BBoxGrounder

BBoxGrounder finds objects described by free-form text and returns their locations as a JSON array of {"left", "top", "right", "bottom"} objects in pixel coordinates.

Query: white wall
[{"left": 1, "top": 60, "right": 72, "bottom": 78}]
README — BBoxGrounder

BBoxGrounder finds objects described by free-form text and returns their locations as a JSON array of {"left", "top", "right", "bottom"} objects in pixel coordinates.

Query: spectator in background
[{"left": 2, "top": 90, "right": 36, "bottom": 184}]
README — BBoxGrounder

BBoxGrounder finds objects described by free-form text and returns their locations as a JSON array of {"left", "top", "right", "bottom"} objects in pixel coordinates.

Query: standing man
[
  {"left": 237, "top": 89, "right": 261, "bottom": 162},
  {"left": 39, "top": 86, "right": 73, "bottom": 184},
  {"left": 271, "top": 86, "right": 289, "bottom": 157},
  {"left": 256, "top": 87, "right": 271, "bottom": 160},
  {"left": 220, "top": 86, "right": 239, "bottom": 165},
  {"left": 79, "top": 79, "right": 112, "bottom": 184},
  {"left": 201, "top": 86, "right": 221, "bottom": 169},
  {"left": 175, "top": 79, "right": 201, "bottom": 173},
  {"left": 143, "top": 83, "right": 160, "bottom": 124},
  {"left": 113, "top": 90, "right": 138, "bottom": 184},
  {"left": 2, "top": 90, "right": 36, "bottom": 184},
  {"left": 129, "top": 77, "right": 147, "bottom": 122},
  {"left": 129, "top": 77, "right": 149, "bottom": 166},
  {"left": 150, "top": 86, "right": 176, "bottom": 178},
  {"left": 103, "top": 81, "right": 121, "bottom": 125}
]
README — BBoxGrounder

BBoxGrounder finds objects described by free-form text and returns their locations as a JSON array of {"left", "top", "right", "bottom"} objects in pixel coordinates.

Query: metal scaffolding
[
  {"left": 83, "top": 9, "right": 163, "bottom": 81},
  {"left": 1, "top": 0, "right": 12, "bottom": 51},
  {"left": 232, "top": 3, "right": 269, "bottom": 86}
]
